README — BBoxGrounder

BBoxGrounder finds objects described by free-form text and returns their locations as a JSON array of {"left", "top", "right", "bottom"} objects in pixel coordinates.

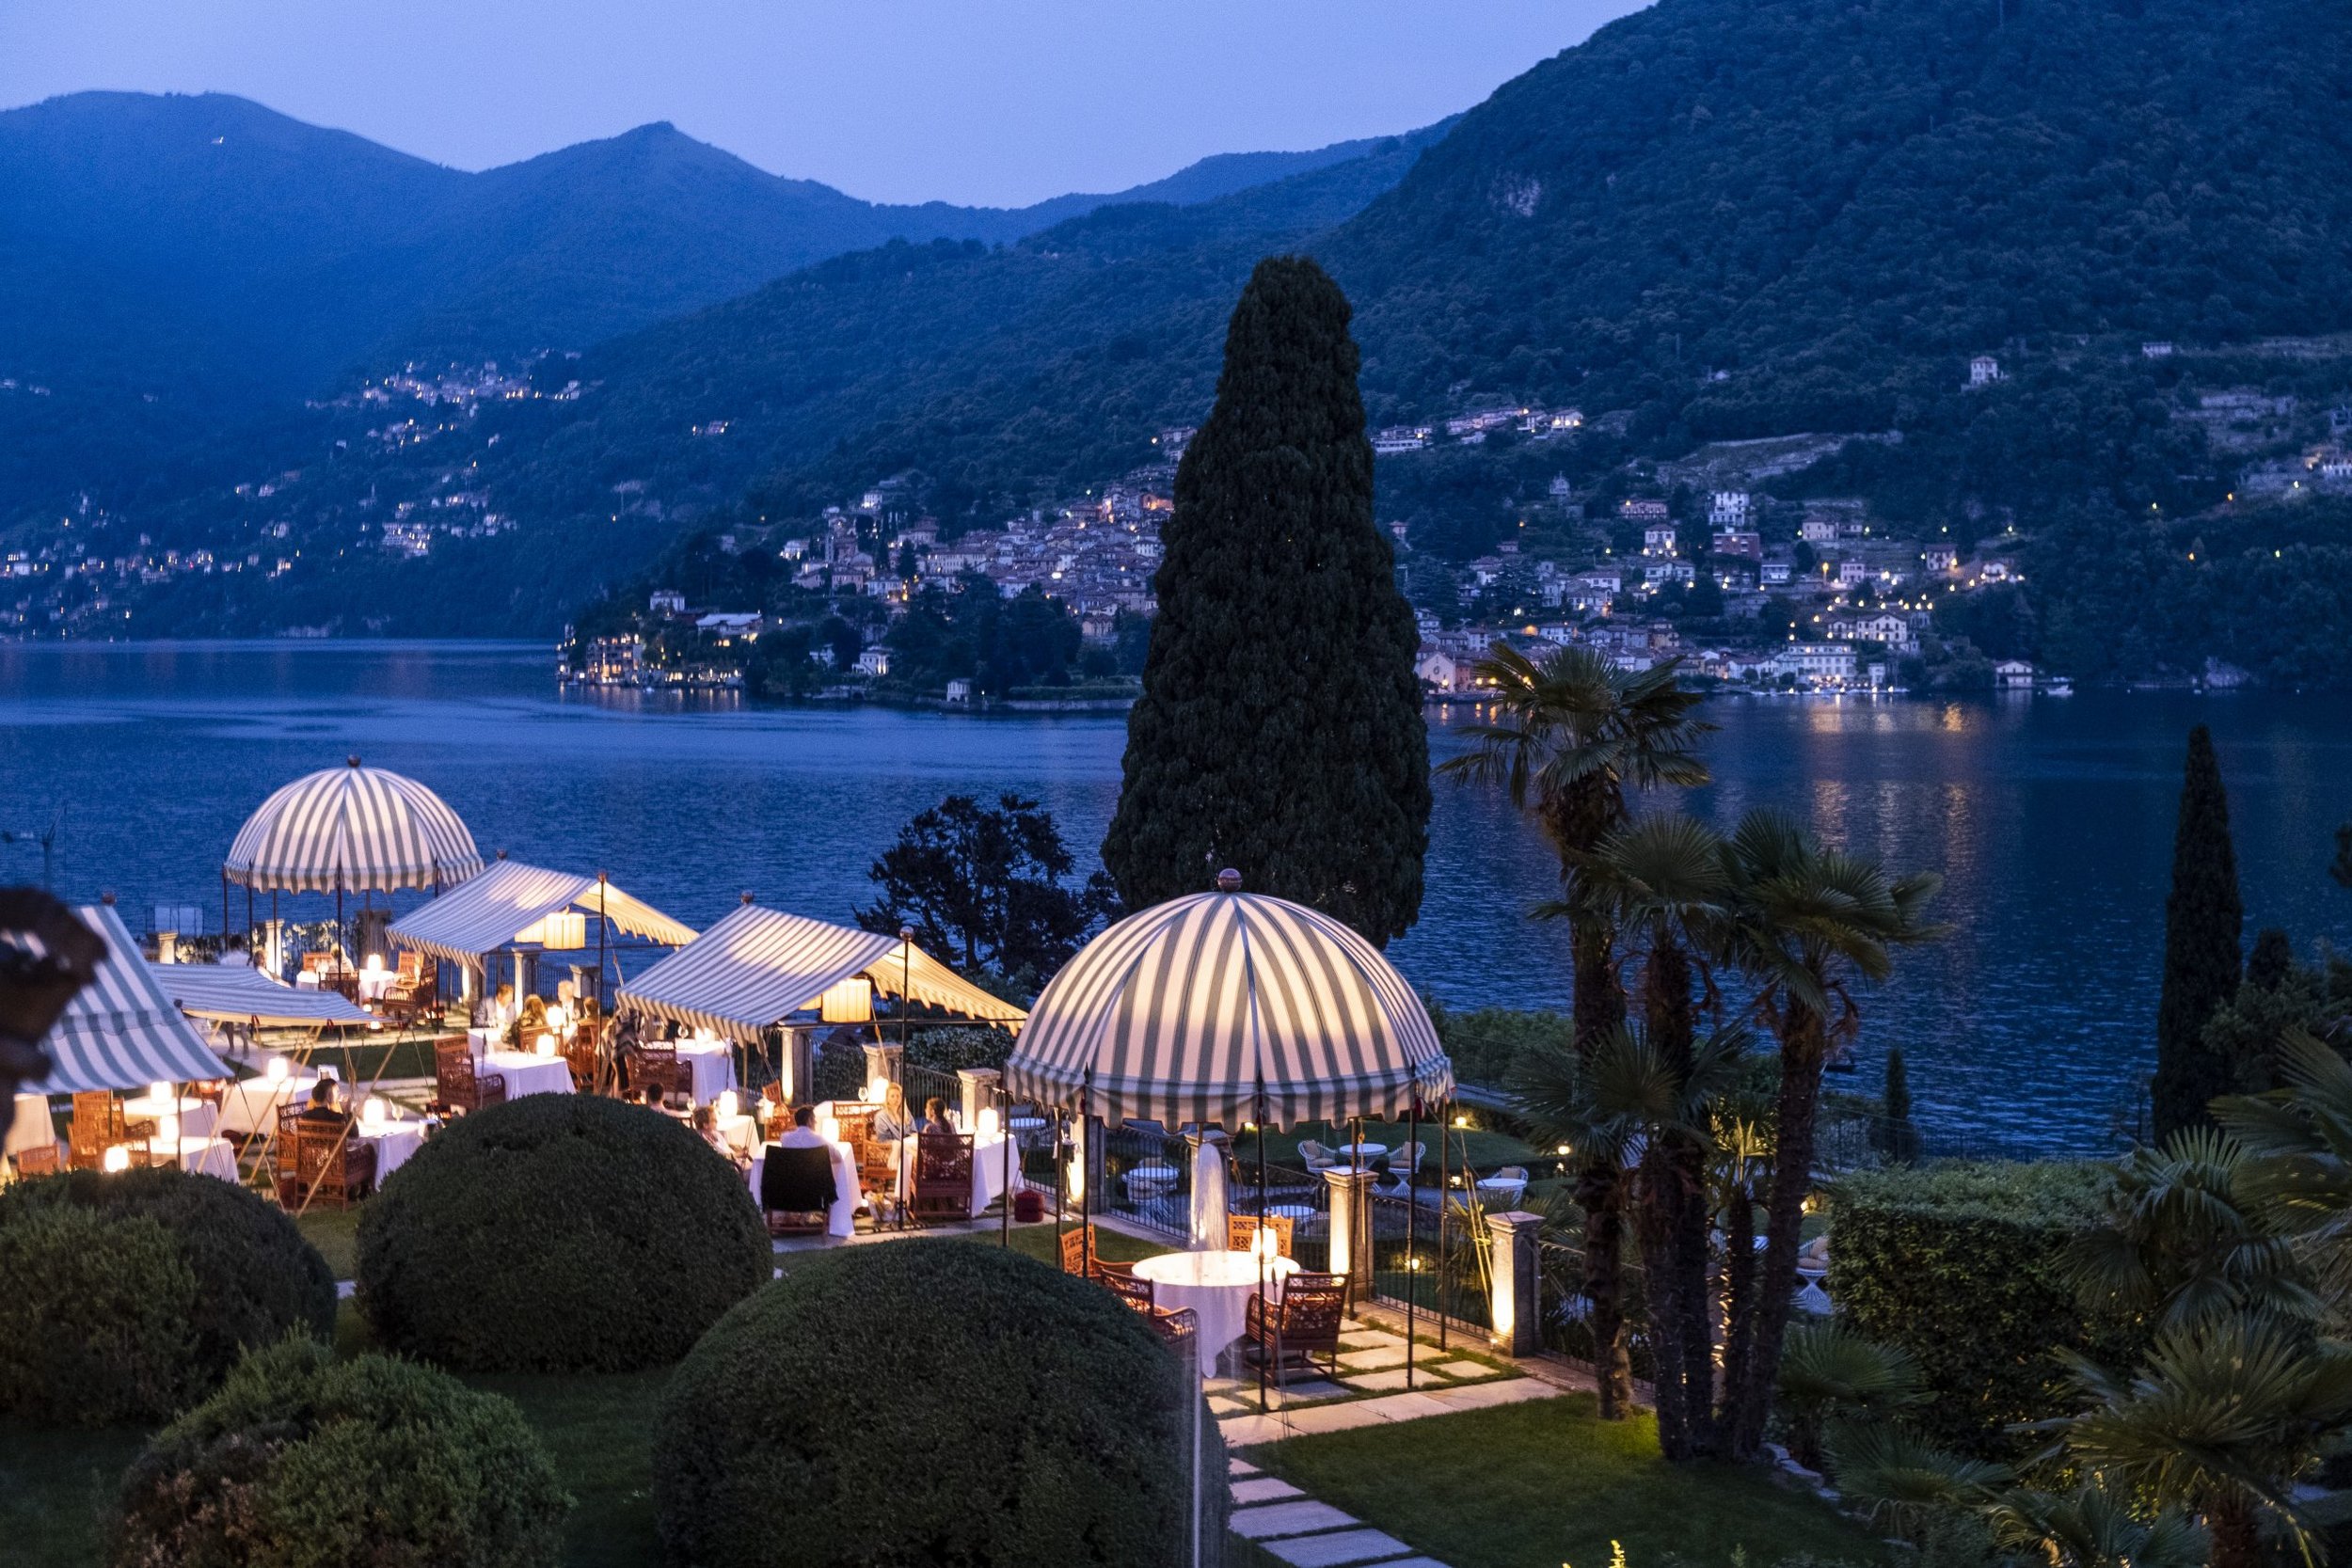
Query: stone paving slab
[
  {"left": 1221, "top": 1374, "right": 1562, "bottom": 1447},
  {"left": 1231, "top": 1500, "right": 1359, "bottom": 1540},
  {"left": 1420, "top": 1360, "right": 1497, "bottom": 1380},
  {"left": 1232, "top": 1476, "right": 1305, "bottom": 1505},
  {"left": 1210, "top": 1397, "right": 1251, "bottom": 1416},
  {"left": 1337, "top": 1329, "right": 1406, "bottom": 1349},
  {"left": 1336, "top": 1345, "right": 1411, "bottom": 1370},
  {"left": 1261, "top": 1528, "right": 1418, "bottom": 1566},
  {"left": 1229, "top": 1455, "right": 1261, "bottom": 1477},
  {"left": 1339, "top": 1368, "right": 1438, "bottom": 1393}
]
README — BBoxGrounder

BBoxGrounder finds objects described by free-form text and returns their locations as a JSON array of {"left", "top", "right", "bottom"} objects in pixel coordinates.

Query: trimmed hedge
[
  {"left": 113, "top": 1336, "right": 570, "bottom": 1567},
  {"left": 0, "top": 1165, "right": 335, "bottom": 1426},
  {"left": 1827, "top": 1160, "right": 2136, "bottom": 1456},
  {"left": 653, "top": 1242, "right": 1216, "bottom": 1567},
  {"left": 0, "top": 1204, "right": 198, "bottom": 1426},
  {"left": 356, "top": 1093, "right": 769, "bottom": 1372}
]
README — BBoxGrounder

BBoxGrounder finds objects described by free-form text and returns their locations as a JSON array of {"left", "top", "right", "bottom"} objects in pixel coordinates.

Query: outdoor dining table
[
  {"left": 1476, "top": 1176, "right": 1528, "bottom": 1209},
  {"left": 124, "top": 1091, "right": 218, "bottom": 1140},
  {"left": 480, "top": 1052, "right": 574, "bottom": 1100},
  {"left": 353, "top": 1114, "right": 429, "bottom": 1180},
  {"left": 356, "top": 969, "right": 396, "bottom": 1002},
  {"left": 7, "top": 1093, "right": 56, "bottom": 1160},
  {"left": 1133, "top": 1250, "right": 1301, "bottom": 1376},
  {"left": 147, "top": 1135, "right": 240, "bottom": 1181},
  {"left": 891, "top": 1132, "right": 1016, "bottom": 1219},
  {"left": 1338, "top": 1142, "right": 1390, "bottom": 1164},
  {"left": 675, "top": 1041, "right": 736, "bottom": 1106},
  {"left": 745, "top": 1137, "right": 863, "bottom": 1238},
  {"left": 216, "top": 1071, "right": 322, "bottom": 1136}
]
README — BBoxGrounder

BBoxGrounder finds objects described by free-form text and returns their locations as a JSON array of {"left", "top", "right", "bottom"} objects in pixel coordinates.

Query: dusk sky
[{"left": 0, "top": 1, "right": 1645, "bottom": 207}]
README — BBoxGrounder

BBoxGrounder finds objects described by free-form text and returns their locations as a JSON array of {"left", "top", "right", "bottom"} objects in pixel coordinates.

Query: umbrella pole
[
  {"left": 219, "top": 873, "right": 229, "bottom": 957},
  {"left": 1054, "top": 1107, "right": 1067, "bottom": 1264},
  {"left": 1078, "top": 1094, "right": 1091, "bottom": 1275},
  {"left": 1256, "top": 1100, "right": 1269, "bottom": 1416},
  {"left": 1406, "top": 1096, "right": 1420, "bottom": 1389},
  {"left": 1438, "top": 1101, "right": 1451, "bottom": 1351},
  {"left": 999, "top": 1082, "right": 1011, "bottom": 1247}
]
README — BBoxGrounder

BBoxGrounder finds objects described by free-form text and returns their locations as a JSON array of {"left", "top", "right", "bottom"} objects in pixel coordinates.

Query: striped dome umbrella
[
  {"left": 1006, "top": 876, "right": 1453, "bottom": 1130},
  {"left": 223, "top": 757, "right": 483, "bottom": 895}
]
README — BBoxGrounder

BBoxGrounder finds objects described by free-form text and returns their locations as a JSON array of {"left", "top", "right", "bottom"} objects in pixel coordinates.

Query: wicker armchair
[
  {"left": 1103, "top": 1267, "right": 1156, "bottom": 1316},
  {"left": 1229, "top": 1212, "right": 1295, "bottom": 1259},
  {"left": 1244, "top": 1271, "right": 1347, "bottom": 1384},
  {"left": 433, "top": 1038, "right": 507, "bottom": 1117},
  {"left": 69, "top": 1091, "right": 151, "bottom": 1171},
  {"left": 629, "top": 1045, "right": 690, "bottom": 1104},
  {"left": 906, "top": 1132, "right": 975, "bottom": 1224},
  {"left": 272, "top": 1103, "right": 378, "bottom": 1209},
  {"left": 1148, "top": 1306, "right": 1200, "bottom": 1357},
  {"left": 1057, "top": 1223, "right": 1099, "bottom": 1275},
  {"left": 11, "top": 1142, "right": 61, "bottom": 1177}
]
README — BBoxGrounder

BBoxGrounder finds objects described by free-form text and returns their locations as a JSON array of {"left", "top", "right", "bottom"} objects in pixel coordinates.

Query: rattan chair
[
  {"left": 11, "top": 1142, "right": 61, "bottom": 1177},
  {"left": 1058, "top": 1222, "right": 1100, "bottom": 1275},
  {"left": 433, "top": 1038, "right": 507, "bottom": 1117},
  {"left": 760, "top": 1143, "right": 839, "bottom": 1236},
  {"left": 1148, "top": 1306, "right": 1199, "bottom": 1357},
  {"left": 1103, "top": 1267, "right": 1156, "bottom": 1316},
  {"left": 906, "top": 1132, "right": 975, "bottom": 1225},
  {"left": 1229, "top": 1212, "right": 1295, "bottom": 1259},
  {"left": 69, "top": 1091, "right": 151, "bottom": 1171},
  {"left": 1245, "top": 1271, "right": 1348, "bottom": 1384},
  {"left": 273, "top": 1104, "right": 377, "bottom": 1209},
  {"left": 629, "top": 1044, "right": 690, "bottom": 1103}
]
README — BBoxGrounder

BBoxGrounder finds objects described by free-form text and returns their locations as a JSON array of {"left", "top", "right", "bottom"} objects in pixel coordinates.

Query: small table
[
  {"left": 675, "top": 1042, "right": 736, "bottom": 1107},
  {"left": 124, "top": 1092, "right": 218, "bottom": 1140},
  {"left": 1476, "top": 1177, "right": 1527, "bottom": 1209},
  {"left": 1125, "top": 1160, "right": 1180, "bottom": 1197},
  {"left": 356, "top": 970, "right": 397, "bottom": 1002},
  {"left": 1134, "top": 1250, "right": 1300, "bottom": 1376},
  {"left": 354, "top": 1117, "right": 430, "bottom": 1181},
  {"left": 148, "top": 1135, "right": 240, "bottom": 1181},
  {"left": 1337, "top": 1142, "right": 1389, "bottom": 1164},
  {"left": 481, "top": 1053, "right": 574, "bottom": 1100},
  {"left": 217, "top": 1072, "right": 321, "bottom": 1136}
]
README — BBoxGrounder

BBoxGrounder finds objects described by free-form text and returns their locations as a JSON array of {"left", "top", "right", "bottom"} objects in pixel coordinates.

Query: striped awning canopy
[
  {"left": 29, "top": 905, "right": 231, "bottom": 1092},
  {"left": 618, "top": 904, "right": 1025, "bottom": 1045},
  {"left": 387, "top": 860, "right": 696, "bottom": 966},
  {"left": 1004, "top": 890, "right": 1454, "bottom": 1130},
  {"left": 150, "top": 962, "right": 373, "bottom": 1026},
  {"left": 224, "top": 757, "right": 483, "bottom": 894}
]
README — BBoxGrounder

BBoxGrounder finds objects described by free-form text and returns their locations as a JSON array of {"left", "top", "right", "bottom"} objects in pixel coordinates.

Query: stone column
[
  {"left": 1068, "top": 1115, "right": 1107, "bottom": 1207},
  {"left": 956, "top": 1067, "right": 1000, "bottom": 1132},
  {"left": 1486, "top": 1210, "right": 1545, "bottom": 1356},
  {"left": 860, "top": 1041, "right": 903, "bottom": 1096},
  {"left": 1324, "top": 1167, "right": 1376, "bottom": 1292}
]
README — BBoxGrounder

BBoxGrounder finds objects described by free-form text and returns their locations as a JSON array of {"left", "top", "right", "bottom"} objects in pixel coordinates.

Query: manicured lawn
[
  {"left": 1245, "top": 1395, "right": 1885, "bottom": 1568},
  {"left": 469, "top": 1371, "right": 669, "bottom": 1568},
  {"left": 1242, "top": 1119, "right": 1536, "bottom": 1175},
  {"left": 294, "top": 1205, "right": 361, "bottom": 1278},
  {"left": 0, "top": 1420, "right": 146, "bottom": 1568}
]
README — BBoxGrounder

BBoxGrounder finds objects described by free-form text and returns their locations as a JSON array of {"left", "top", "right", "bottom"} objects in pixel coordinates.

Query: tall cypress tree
[
  {"left": 2153, "top": 724, "right": 2243, "bottom": 1140},
  {"left": 1103, "top": 257, "right": 1429, "bottom": 943}
]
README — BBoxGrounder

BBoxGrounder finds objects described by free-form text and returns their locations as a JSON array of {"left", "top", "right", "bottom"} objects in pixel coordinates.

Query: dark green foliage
[
  {"left": 2247, "top": 927, "right": 2294, "bottom": 992},
  {"left": 882, "top": 581, "right": 1086, "bottom": 693},
  {"left": 1873, "top": 1047, "right": 1920, "bottom": 1163},
  {"left": 856, "top": 793, "right": 1119, "bottom": 985},
  {"left": 2201, "top": 944, "right": 2352, "bottom": 1094},
  {"left": 1104, "top": 256, "right": 1429, "bottom": 942},
  {"left": 2153, "top": 727, "right": 2243, "bottom": 1140},
  {"left": 356, "top": 1095, "right": 768, "bottom": 1372},
  {"left": 0, "top": 1165, "right": 335, "bottom": 1426},
  {"left": 112, "top": 1337, "right": 570, "bottom": 1568},
  {"left": 0, "top": 1205, "right": 197, "bottom": 1427},
  {"left": 1427, "top": 1001, "right": 1574, "bottom": 1088},
  {"left": 1829, "top": 1161, "right": 2136, "bottom": 1457},
  {"left": 653, "top": 1242, "right": 1211, "bottom": 1567}
]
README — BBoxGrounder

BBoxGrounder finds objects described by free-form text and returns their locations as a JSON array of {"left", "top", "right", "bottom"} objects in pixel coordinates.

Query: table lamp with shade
[
  {"left": 157, "top": 1111, "right": 180, "bottom": 1144},
  {"left": 102, "top": 1145, "right": 130, "bottom": 1173},
  {"left": 362, "top": 1097, "right": 387, "bottom": 1130},
  {"left": 820, "top": 976, "right": 872, "bottom": 1025},
  {"left": 977, "top": 1105, "right": 1000, "bottom": 1141},
  {"left": 717, "top": 1089, "right": 739, "bottom": 1121},
  {"left": 864, "top": 1078, "right": 891, "bottom": 1106},
  {"left": 150, "top": 1081, "right": 171, "bottom": 1103},
  {"left": 534, "top": 1033, "right": 557, "bottom": 1057},
  {"left": 264, "top": 1056, "right": 290, "bottom": 1082}
]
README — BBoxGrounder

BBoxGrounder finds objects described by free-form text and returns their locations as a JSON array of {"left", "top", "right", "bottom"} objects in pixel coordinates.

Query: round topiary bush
[
  {"left": 357, "top": 1093, "right": 768, "bottom": 1372},
  {"left": 0, "top": 1203, "right": 199, "bottom": 1426},
  {"left": 113, "top": 1336, "right": 570, "bottom": 1568},
  {"left": 0, "top": 1165, "right": 336, "bottom": 1426},
  {"left": 653, "top": 1243, "right": 1213, "bottom": 1567}
]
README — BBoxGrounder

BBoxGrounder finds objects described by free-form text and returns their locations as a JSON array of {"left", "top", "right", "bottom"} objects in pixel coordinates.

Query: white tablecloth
[
  {"left": 1338, "top": 1143, "right": 1389, "bottom": 1163},
  {"left": 718, "top": 1113, "right": 761, "bottom": 1155},
  {"left": 893, "top": 1133, "right": 1015, "bottom": 1218},
  {"left": 677, "top": 1043, "right": 735, "bottom": 1106},
  {"left": 150, "top": 1136, "right": 240, "bottom": 1181},
  {"left": 217, "top": 1074, "right": 322, "bottom": 1136},
  {"left": 124, "top": 1093, "right": 218, "bottom": 1140},
  {"left": 357, "top": 969, "right": 396, "bottom": 1001},
  {"left": 355, "top": 1118, "right": 429, "bottom": 1180},
  {"left": 480, "top": 1053, "right": 574, "bottom": 1100},
  {"left": 1135, "top": 1251, "right": 1300, "bottom": 1374},
  {"left": 7, "top": 1093, "right": 56, "bottom": 1159},
  {"left": 468, "top": 1026, "right": 501, "bottom": 1056},
  {"left": 748, "top": 1138, "right": 861, "bottom": 1238},
  {"left": 294, "top": 971, "right": 322, "bottom": 990}
]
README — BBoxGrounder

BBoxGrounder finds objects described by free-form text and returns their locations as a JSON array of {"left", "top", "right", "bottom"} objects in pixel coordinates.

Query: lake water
[{"left": 5, "top": 640, "right": 2349, "bottom": 1155}]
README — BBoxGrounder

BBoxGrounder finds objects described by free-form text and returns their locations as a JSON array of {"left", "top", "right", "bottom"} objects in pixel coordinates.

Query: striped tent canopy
[
  {"left": 618, "top": 904, "right": 1025, "bottom": 1045},
  {"left": 224, "top": 757, "right": 483, "bottom": 894},
  {"left": 150, "top": 962, "right": 373, "bottom": 1026},
  {"left": 30, "top": 905, "right": 231, "bottom": 1092},
  {"left": 388, "top": 860, "right": 695, "bottom": 966},
  {"left": 1004, "top": 889, "right": 1454, "bottom": 1130}
]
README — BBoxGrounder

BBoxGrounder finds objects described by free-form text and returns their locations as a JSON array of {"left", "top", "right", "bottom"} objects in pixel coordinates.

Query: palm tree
[
  {"left": 1438, "top": 641, "right": 1710, "bottom": 1415},
  {"left": 2064, "top": 1127, "right": 2318, "bottom": 1335},
  {"left": 1568, "top": 813, "right": 1736, "bottom": 1453},
  {"left": 1512, "top": 1020, "right": 1746, "bottom": 1457},
  {"left": 1721, "top": 808, "right": 1944, "bottom": 1460},
  {"left": 1983, "top": 1485, "right": 2211, "bottom": 1568},
  {"left": 2055, "top": 1316, "right": 2352, "bottom": 1568},
  {"left": 2216, "top": 1027, "right": 2352, "bottom": 1324},
  {"left": 1773, "top": 1321, "right": 1926, "bottom": 1472}
]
